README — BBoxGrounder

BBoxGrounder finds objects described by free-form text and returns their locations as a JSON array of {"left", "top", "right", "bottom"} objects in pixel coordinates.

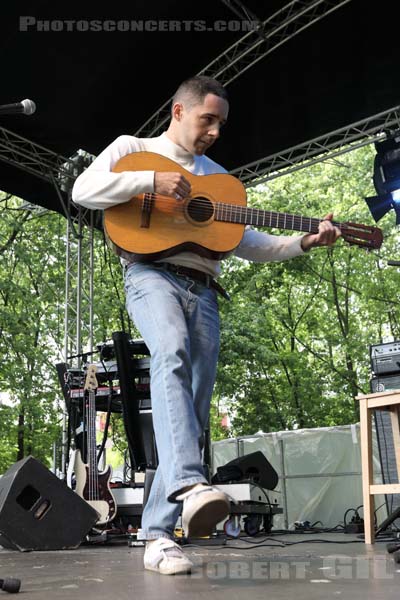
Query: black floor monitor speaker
[
  {"left": 211, "top": 451, "right": 279, "bottom": 490},
  {"left": 0, "top": 456, "right": 99, "bottom": 551}
]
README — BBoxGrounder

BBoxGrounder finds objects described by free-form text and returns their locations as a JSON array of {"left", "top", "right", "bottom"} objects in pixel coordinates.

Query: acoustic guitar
[
  {"left": 74, "top": 364, "right": 117, "bottom": 526},
  {"left": 104, "top": 151, "right": 383, "bottom": 260}
]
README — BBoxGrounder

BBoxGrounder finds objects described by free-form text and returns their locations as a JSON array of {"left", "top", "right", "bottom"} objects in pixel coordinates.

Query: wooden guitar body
[
  {"left": 74, "top": 365, "right": 117, "bottom": 527},
  {"left": 74, "top": 450, "right": 116, "bottom": 526},
  {"left": 104, "top": 151, "right": 247, "bottom": 260}
]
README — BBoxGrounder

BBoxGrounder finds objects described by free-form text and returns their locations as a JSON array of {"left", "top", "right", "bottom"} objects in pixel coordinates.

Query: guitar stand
[
  {"left": 85, "top": 529, "right": 109, "bottom": 544},
  {"left": 0, "top": 577, "right": 21, "bottom": 594}
]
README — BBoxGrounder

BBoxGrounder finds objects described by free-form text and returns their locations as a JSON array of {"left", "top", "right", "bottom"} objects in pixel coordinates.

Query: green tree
[
  {"left": 0, "top": 199, "right": 65, "bottom": 470},
  {"left": 214, "top": 146, "right": 400, "bottom": 437}
]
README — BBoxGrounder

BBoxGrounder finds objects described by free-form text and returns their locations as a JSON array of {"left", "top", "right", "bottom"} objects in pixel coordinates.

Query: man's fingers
[
  {"left": 322, "top": 215, "right": 339, "bottom": 235},
  {"left": 154, "top": 172, "right": 191, "bottom": 197},
  {"left": 175, "top": 178, "right": 191, "bottom": 199},
  {"left": 316, "top": 214, "right": 342, "bottom": 246}
]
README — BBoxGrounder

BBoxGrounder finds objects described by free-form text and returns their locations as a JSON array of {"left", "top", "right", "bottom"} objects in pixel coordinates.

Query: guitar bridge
[{"left": 140, "top": 193, "right": 155, "bottom": 228}]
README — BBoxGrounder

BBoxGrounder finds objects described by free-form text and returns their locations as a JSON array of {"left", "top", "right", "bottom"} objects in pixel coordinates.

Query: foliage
[
  {"left": 0, "top": 197, "right": 134, "bottom": 472},
  {"left": 215, "top": 147, "right": 400, "bottom": 437},
  {"left": 0, "top": 197, "right": 65, "bottom": 470}
]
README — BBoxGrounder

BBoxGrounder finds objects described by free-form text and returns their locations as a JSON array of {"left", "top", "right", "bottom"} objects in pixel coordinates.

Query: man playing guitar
[{"left": 72, "top": 75, "right": 358, "bottom": 575}]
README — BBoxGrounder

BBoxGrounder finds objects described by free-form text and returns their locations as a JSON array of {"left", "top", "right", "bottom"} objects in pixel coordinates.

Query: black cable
[
  {"left": 64, "top": 380, "right": 74, "bottom": 470},
  {"left": 183, "top": 536, "right": 369, "bottom": 550},
  {"left": 247, "top": 481, "right": 274, "bottom": 522},
  {"left": 374, "top": 406, "right": 392, "bottom": 514},
  {"left": 374, "top": 502, "right": 388, "bottom": 523},
  {"left": 311, "top": 520, "right": 323, "bottom": 528},
  {"left": 343, "top": 507, "right": 357, "bottom": 527},
  {"left": 101, "top": 230, "right": 130, "bottom": 336},
  {"left": 275, "top": 525, "right": 344, "bottom": 534}
]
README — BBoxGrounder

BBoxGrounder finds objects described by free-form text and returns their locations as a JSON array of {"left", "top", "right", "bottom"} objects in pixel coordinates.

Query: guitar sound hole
[{"left": 187, "top": 197, "right": 214, "bottom": 223}]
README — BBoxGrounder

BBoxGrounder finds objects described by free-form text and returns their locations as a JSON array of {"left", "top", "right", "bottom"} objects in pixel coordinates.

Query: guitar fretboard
[
  {"left": 86, "top": 389, "right": 99, "bottom": 500},
  {"left": 215, "top": 203, "right": 325, "bottom": 234}
]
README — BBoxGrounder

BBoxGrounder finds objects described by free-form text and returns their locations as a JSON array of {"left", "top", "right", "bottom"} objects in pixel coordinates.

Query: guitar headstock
[
  {"left": 84, "top": 364, "right": 98, "bottom": 392},
  {"left": 340, "top": 222, "right": 383, "bottom": 250}
]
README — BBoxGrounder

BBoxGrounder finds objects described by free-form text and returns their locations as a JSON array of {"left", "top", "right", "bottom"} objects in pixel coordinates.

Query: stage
[{"left": 1, "top": 533, "right": 399, "bottom": 599}]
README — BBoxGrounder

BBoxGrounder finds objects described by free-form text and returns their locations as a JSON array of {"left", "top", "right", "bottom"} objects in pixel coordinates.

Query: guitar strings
[
  {"left": 86, "top": 390, "right": 99, "bottom": 501},
  {"left": 141, "top": 194, "right": 327, "bottom": 231},
  {"left": 108, "top": 194, "right": 380, "bottom": 248},
  {"left": 139, "top": 195, "right": 380, "bottom": 243}
]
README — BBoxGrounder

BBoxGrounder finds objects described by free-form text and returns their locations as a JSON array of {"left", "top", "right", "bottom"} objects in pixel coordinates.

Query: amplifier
[
  {"left": 370, "top": 341, "right": 400, "bottom": 375},
  {"left": 370, "top": 373, "right": 400, "bottom": 393}
]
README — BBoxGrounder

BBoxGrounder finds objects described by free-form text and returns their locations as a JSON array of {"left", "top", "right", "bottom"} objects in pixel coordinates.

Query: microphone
[{"left": 0, "top": 99, "right": 36, "bottom": 116}]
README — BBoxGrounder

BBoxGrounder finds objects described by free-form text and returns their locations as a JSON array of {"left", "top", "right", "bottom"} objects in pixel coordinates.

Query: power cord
[{"left": 343, "top": 505, "right": 364, "bottom": 533}]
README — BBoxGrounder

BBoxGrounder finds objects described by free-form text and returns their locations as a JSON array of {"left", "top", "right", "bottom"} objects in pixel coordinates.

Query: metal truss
[
  {"left": 0, "top": 127, "right": 94, "bottom": 230},
  {"left": 230, "top": 104, "right": 400, "bottom": 187},
  {"left": 58, "top": 204, "right": 95, "bottom": 475},
  {"left": 0, "top": 126, "right": 75, "bottom": 183},
  {"left": 64, "top": 204, "right": 95, "bottom": 366},
  {"left": 134, "top": 0, "right": 352, "bottom": 138}
]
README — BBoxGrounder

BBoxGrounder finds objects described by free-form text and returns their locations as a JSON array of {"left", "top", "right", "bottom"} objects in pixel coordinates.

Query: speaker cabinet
[
  {"left": 0, "top": 456, "right": 99, "bottom": 551},
  {"left": 370, "top": 374, "right": 400, "bottom": 393},
  {"left": 211, "top": 451, "right": 279, "bottom": 490}
]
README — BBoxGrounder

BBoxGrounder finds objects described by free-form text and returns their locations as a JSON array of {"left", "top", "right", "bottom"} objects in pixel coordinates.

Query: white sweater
[{"left": 72, "top": 132, "right": 305, "bottom": 277}]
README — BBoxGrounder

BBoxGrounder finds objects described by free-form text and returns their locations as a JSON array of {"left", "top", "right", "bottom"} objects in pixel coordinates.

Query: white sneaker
[
  {"left": 176, "top": 483, "right": 230, "bottom": 538},
  {"left": 143, "top": 537, "right": 193, "bottom": 575}
]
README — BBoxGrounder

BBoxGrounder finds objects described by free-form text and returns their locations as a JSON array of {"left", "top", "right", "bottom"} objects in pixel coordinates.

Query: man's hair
[{"left": 171, "top": 76, "right": 229, "bottom": 112}]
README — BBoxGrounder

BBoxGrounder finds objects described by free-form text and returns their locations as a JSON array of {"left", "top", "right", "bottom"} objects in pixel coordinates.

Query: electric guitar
[
  {"left": 74, "top": 364, "right": 117, "bottom": 525},
  {"left": 103, "top": 151, "right": 383, "bottom": 260}
]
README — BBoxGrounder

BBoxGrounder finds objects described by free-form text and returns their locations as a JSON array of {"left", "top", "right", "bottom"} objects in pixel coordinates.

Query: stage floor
[{"left": 1, "top": 532, "right": 399, "bottom": 599}]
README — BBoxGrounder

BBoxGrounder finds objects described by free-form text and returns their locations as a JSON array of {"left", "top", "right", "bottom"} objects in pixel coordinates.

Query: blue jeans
[{"left": 124, "top": 262, "right": 220, "bottom": 540}]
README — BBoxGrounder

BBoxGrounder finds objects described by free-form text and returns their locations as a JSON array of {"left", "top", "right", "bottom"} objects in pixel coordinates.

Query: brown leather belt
[{"left": 156, "top": 262, "right": 230, "bottom": 301}]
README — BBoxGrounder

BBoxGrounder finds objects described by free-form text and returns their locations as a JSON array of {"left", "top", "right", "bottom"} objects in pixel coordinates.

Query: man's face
[{"left": 176, "top": 93, "right": 229, "bottom": 156}]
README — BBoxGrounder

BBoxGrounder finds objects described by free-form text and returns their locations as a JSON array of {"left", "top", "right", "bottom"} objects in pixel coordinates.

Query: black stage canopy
[{"left": 1, "top": 0, "right": 399, "bottom": 216}]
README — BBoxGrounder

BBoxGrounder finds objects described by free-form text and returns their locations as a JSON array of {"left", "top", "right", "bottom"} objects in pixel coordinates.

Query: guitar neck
[
  {"left": 215, "top": 203, "right": 327, "bottom": 234},
  {"left": 86, "top": 389, "right": 99, "bottom": 494}
]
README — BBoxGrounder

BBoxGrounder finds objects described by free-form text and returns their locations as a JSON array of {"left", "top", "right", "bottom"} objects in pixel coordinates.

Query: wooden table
[{"left": 356, "top": 389, "right": 400, "bottom": 544}]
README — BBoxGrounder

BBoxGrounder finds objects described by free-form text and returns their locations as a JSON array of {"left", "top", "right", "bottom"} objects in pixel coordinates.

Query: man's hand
[
  {"left": 301, "top": 213, "right": 341, "bottom": 251},
  {"left": 154, "top": 172, "right": 191, "bottom": 201}
]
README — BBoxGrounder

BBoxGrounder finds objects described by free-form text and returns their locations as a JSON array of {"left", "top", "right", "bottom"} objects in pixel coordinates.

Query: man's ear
[{"left": 172, "top": 102, "right": 183, "bottom": 121}]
